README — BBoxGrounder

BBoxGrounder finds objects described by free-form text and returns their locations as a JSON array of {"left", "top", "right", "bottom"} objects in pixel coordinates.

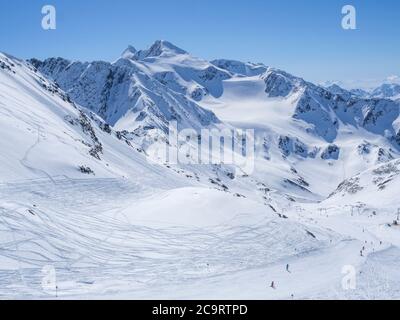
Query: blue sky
[{"left": 1, "top": 0, "right": 399, "bottom": 85}]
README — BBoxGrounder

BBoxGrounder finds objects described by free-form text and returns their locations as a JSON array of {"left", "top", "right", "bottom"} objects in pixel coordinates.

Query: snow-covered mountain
[
  {"left": 2, "top": 42, "right": 400, "bottom": 299},
  {"left": 29, "top": 42, "right": 223, "bottom": 133},
  {"left": 32, "top": 42, "right": 400, "bottom": 148},
  {"left": 211, "top": 59, "right": 268, "bottom": 77},
  {"left": 370, "top": 83, "right": 400, "bottom": 100},
  {"left": 324, "top": 79, "right": 400, "bottom": 101},
  {"left": 328, "top": 158, "right": 400, "bottom": 208},
  {"left": 30, "top": 41, "right": 400, "bottom": 197},
  {"left": 0, "top": 51, "right": 340, "bottom": 299},
  {"left": 0, "top": 52, "right": 199, "bottom": 185}
]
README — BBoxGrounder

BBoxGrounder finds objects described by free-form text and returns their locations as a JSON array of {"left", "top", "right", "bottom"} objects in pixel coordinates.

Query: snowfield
[{"left": 1, "top": 44, "right": 400, "bottom": 300}]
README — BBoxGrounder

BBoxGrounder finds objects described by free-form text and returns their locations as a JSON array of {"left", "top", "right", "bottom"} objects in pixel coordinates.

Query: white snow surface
[{"left": 1, "top": 44, "right": 400, "bottom": 299}]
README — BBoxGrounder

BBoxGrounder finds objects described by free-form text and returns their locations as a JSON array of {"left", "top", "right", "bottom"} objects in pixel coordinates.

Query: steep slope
[
  {"left": 327, "top": 158, "right": 400, "bottom": 208},
  {"left": 259, "top": 68, "right": 400, "bottom": 145},
  {"left": 29, "top": 41, "right": 230, "bottom": 133},
  {"left": 30, "top": 41, "right": 400, "bottom": 199},
  {"left": 29, "top": 59, "right": 220, "bottom": 133},
  {"left": 211, "top": 59, "right": 268, "bottom": 77},
  {"left": 371, "top": 83, "right": 400, "bottom": 100},
  {"left": 324, "top": 83, "right": 370, "bottom": 99},
  {"left": 0, "top": 52, "right": 195, "bottom": 188},
  {"left": 0, "top": 51, "right": 349, "bottom": 299},
  {"left": 199, "top": 68, "right": 400, "bottom": 197},
  {"left": 122, "top": 40, "right": 233, "bottom": 100},
  {"left": 2, "top": 46, "right": 400, "bottom": 299}
]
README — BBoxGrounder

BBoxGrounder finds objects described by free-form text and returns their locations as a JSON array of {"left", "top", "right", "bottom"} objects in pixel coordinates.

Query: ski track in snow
[
  {"left": 0, "top": 177, "right": 336, "bottom": 299},
  {"left": 19, "top": 126, "right": 57, "bottom": 184},
  {"left": 0, "top": 177, "right": 399, "bottom": 299},
  {"left": 1, "top": 49, "right": 400, "bottom": 300}
]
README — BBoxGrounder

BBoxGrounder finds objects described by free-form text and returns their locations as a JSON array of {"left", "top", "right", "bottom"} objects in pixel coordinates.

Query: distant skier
[
  {"left": 270, "top": 281, "right": 276, "bottom": 289},
  {"left": 286, "top": 264, "right": 290, "bottom": 273}
]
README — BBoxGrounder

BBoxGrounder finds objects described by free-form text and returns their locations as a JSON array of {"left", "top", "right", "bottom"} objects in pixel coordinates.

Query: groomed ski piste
[{"left": 1, "top": 45, "right": 400, "bottom": 299}]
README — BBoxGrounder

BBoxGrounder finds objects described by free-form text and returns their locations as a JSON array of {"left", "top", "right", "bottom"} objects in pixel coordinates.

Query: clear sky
[{"left": 1, "top": 0, "right": 399, "bottom": 86}]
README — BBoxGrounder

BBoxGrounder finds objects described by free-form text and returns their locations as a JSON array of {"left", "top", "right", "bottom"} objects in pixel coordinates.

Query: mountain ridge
[
  {"left": 26, "top": 41, "right": 400, "bottom": 200},
  {"left": 2, "top": 43, "right": 400, "bottom": 299}
]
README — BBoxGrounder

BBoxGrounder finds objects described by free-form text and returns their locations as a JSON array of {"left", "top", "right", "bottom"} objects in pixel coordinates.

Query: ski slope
[{"left": 1, "top": 48, "right": 400, "bottom": 299}]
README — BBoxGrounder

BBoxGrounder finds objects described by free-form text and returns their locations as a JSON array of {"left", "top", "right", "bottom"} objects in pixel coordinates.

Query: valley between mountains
[{"left": 0, "top": 41, "right": 399, "bottom": 299}]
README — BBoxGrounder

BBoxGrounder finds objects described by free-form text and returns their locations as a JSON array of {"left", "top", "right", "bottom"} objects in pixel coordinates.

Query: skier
[
  {"left": 270, "top": 281, "right": 276, "bottom": 289},
  {"left": 286, "top": 264, "right": 290, "bottom": 273}
]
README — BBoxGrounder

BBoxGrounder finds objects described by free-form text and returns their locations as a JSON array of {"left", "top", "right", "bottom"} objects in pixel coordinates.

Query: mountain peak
[
  {"left": 371, "top": 82, "right": 400, "bottom": 99},
  {"left": 134, "top": 40, "right": 187, "bottom": 60},
  {"left": 121, "top": 45, "right": 137, "bottom": 59}
]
